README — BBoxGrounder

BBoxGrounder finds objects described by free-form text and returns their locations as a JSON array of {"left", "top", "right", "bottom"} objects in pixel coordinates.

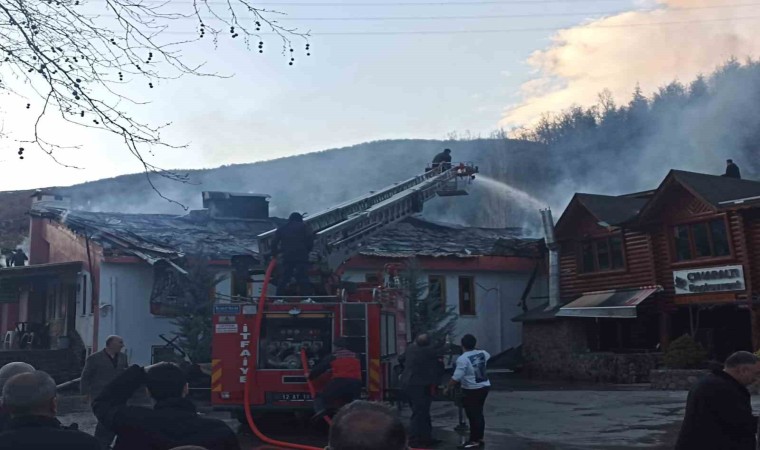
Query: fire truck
[{"left": 210, "top": 163, "right": 478, "bottom": 422}]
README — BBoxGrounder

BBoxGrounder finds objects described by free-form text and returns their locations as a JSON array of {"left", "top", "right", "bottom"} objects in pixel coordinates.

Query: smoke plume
[{"left": 502, "top": 0, "right": 759, "bottom": 127}]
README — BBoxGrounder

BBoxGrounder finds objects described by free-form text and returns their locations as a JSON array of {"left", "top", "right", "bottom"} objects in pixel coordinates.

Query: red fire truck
[{"left": 210, "top": 163, "right": 478, "bottom": 420}]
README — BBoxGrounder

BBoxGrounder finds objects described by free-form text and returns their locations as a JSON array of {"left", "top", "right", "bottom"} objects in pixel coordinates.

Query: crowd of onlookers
[
  {"left": 0, "top": 331, "right": 492, "bottom": 450},
  {"left": 7, "top": 331, "right": 760, "bottom": 450}
]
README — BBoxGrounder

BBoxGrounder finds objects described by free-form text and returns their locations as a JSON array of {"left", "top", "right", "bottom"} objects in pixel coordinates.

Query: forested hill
[
  {"left": 4, "top": 58, "right": 760, "bottom": 249},
  {"left": 515, "top": 58, "right": 760, "bottom": 196},
  {"left": 61, "top": 138, "right": 552, "bottom": 229},
  {"left": 0, "top": 138, "right": 553, "bottom": 250}
]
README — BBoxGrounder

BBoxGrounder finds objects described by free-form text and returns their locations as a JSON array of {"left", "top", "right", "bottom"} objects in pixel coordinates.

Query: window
[
  {"left": 672, "top": 219, "right": 730, "bottom": 261},
  {"left": 80, "top": 274, "right": 88, "bottom": 316},
  {"left": 458, "top": 277, "right": 475, "bottom": 315},
  {"left": 381, "top": 313, "right": 397, "bottom": 357},
  {"left": 428, "top": 276, "right": 446, "bottom": 307},
  {"left": 231, "top": 270, "right": 252, "bottom": 299},
  {"left": 365, "top": 273, "right": 380, "bottom": 284},
  {"left": 579, "top": 236, "right": 625, "bottom": 273}
]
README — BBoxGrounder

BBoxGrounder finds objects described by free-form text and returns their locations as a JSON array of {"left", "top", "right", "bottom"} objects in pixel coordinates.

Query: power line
[
  {"left": 70, "top": 3, "right": 760, "bottom": 22},
  {"left": 157, "top": 14, "right": 760, "bottom": 35},
  {"left": 270, "top": 3, "right": 760, "bottom": 20}
]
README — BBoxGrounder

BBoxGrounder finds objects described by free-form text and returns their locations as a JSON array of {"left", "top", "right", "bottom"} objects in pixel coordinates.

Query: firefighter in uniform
[
  {"left": 271, "top": 212, "right": 314, "bottom": 295},
  {"left": 431, "top": 148, "right": 452, "bottom": 170},
  {"left": 308, "top": 338, "right": 363, "bottom": 420}
]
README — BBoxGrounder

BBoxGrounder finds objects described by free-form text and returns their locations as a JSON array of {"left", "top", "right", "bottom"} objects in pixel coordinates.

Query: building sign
[{"left": 673, "top": 265, "right": 745, "bottom": 295}]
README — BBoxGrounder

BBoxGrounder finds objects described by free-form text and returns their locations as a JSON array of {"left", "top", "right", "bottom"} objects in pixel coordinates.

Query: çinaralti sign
[{"left": 673, "top": 265, "right": 745, "bottom": 295}]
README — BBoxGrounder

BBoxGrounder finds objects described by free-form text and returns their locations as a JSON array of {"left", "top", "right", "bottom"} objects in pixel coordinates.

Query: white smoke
[{"left": 501, "top": 0, "right": 760, "bottom": 127}]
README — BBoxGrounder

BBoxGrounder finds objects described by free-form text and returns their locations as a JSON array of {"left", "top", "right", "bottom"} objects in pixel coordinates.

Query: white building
[{"left": 342, "top": 218, "right": 546, "bottom": 357}]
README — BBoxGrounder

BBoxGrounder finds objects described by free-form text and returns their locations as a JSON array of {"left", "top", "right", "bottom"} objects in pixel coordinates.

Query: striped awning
[{"left": 556, "top": 286, "right": 662, "bottom": 319}]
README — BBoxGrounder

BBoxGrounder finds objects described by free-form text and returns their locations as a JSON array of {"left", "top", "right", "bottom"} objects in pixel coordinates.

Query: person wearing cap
[
  {"left": 431, "top": 149, "right": 452, "bottom": 170},
  {"left": 308, "top": 337, "right": 363, "bottom": 421},
  {"left": 271, "top": 212, "right": 315, "bottom": 296},
  {"left": 92, "top": 362, "right": 239, "bottom": 450}
]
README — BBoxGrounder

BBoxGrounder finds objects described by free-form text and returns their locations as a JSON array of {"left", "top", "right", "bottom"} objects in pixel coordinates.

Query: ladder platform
[{"left": 436, "top": 190, "right": 469, "bottom": 197}]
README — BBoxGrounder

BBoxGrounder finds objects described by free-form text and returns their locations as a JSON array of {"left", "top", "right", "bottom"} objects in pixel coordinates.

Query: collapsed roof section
[{"left": 31, "top": 206, "right": 283, "bottom": 265}]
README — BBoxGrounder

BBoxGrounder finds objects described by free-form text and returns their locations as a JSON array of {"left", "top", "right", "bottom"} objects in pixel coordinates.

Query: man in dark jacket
[
  {"left": 431, "top": 149, "right": 452, "bottom": 170},
  {"left": 81, "top": 335, "right": 129, "bottom": 448},
  {"left": 399, "top": 333, "right": 450, "bottom": 447},
  {"left": 725, "top": 159, "right": 742, "bottom": 179},
  {"left": 0, "top": 370, "right": 100, "bottom": 450},
  {"left": 309, "top": 338, "right": 363, "bottom": 420},
  {"left": 93, "top": 362, "right": 240, "bottom": 450},
  {"left": 675, "top": 351, "right": 760, "bottom": 450},
  {"left": 271, "top": 212, "right": 314, "bottom": 295}
]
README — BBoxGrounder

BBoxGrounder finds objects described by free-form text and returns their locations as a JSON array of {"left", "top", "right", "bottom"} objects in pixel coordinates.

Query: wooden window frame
[
  {"left": 670, "top": 216, "right": 733, "bottom": 264},
  {"left": 458, "top": 276, "right": 476, "bottom": 316},
  {"left": 578, "top": 234, "right": 627, "bottom": 274},
  {"left": 428, "top": 275, "right": 447, "bottom": 308}
]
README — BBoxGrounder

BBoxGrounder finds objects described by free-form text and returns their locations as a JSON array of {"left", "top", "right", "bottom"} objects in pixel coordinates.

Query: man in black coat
[
  {"left": 431, "top": 149, "right": 452, "bottom": 171},
  {"left": 271, "top": 212, "right": 314, "bottom": 295},
  {"left": 0, "top": 370, "right": 100, "bottom": 450},
  {"left": 675, "top": 351, "right": 760, "bottom": 450},
  {"left": 725, "top": 159, "right": 742, "bottom": 179},
  {"left": 93, "top": 362, "right": 240, "bottom": 450},
  {"left": 399, "top": 333, "right": 451, "bottom": 447}
]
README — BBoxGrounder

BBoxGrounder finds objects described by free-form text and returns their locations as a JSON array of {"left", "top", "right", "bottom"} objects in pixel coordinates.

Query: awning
[
  {"left": 556, "top": 286, "right": 661, "bottom": 318},
  {"left": 0, "top": 262, "right": 83, "bottom": 279}
]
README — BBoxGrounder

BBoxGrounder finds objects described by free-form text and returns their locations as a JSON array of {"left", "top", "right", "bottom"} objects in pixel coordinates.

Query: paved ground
[{"left": 55, "top": 379, "right": 736, "bottom": 450}]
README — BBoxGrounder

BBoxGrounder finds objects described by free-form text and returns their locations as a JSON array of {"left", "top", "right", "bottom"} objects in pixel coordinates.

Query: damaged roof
[
  {"left": 358, "top": 217, "right": 540, "bottom": 258},
  {"left": 32, "top": 206, "right": 283, "bottom": 263}
]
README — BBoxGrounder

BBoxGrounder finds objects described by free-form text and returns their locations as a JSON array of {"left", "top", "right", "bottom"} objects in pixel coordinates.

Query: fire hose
[
  {"left": 243, "top": 258, "right": 425, "bottom": 450},
  {"left": 243, "top": 258, "right": 322, "bottom": 450}
]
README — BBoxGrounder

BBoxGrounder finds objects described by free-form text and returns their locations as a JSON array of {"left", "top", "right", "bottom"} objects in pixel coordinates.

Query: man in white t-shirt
[{"left": 446, "top": 334, "right": 490, "bottom": 449}]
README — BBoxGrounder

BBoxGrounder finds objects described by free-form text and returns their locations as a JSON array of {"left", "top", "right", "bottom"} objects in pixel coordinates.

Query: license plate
[{"left": 271, "top": 392, "right": 312, "bottom": 402}]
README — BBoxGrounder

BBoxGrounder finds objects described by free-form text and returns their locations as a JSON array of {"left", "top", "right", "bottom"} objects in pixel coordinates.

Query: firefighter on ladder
[{"left": 308, "top": 337, "right": 363, "bottom": 422}]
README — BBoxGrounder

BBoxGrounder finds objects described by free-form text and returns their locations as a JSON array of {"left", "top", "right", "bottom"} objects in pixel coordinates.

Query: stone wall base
[
  {"left": 0, "top": 349, "right": 82, "bottom": 383},
  {"left": 650, "top": 369, "right": 709, "bottom": 390}
]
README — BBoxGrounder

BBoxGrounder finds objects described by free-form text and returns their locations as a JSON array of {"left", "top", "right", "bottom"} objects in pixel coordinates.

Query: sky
[{"left": 1, "top": 0, "right": 758, "bottom": 190}]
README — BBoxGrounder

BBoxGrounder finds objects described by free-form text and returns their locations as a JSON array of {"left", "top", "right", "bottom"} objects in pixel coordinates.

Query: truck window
[
  {"left": 259, "top": 315, "right": 333, "bottom": 370},
  {"left": 381, "top": 312, "right": 397, "bottom": 357}
]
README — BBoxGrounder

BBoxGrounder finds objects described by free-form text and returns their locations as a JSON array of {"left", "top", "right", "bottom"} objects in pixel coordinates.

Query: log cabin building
[{"left": 516, "top": 170, "right": 760, "bottom": 381}]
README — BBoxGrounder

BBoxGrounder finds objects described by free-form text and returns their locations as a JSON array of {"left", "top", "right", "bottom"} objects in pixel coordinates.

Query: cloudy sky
[{"left": 0, "top": 0, "right": 756, "bottom": 190}]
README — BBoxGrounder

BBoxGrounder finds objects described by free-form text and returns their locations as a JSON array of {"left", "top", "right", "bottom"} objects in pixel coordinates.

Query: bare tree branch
[{"left": 0, "top": 0, "right": 309, "bottom": 206}]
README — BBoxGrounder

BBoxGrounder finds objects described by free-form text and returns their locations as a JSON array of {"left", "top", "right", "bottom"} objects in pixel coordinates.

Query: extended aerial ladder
[
  {"left": 256, "top": 162, "right": 478, "bottom": 271},
  {"left": 211, "top": 162, "right": 479, "bottom": 450}
]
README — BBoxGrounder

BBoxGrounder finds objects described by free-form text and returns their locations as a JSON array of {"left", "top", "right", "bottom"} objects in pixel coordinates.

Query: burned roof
[
  {"left": 31, "top": 206, "right": 283, "bottom": 263},
  {"left": 575, "top": 193, "right": 649, "bottom": 226},
  {"left": 671, "top": 170, "right": 760, "bottom": 208},
  {"left": 358, "top": 217, "right": 539, "bottom": 258}
]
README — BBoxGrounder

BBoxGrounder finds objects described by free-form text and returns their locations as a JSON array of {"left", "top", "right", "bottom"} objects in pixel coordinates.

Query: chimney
[
  {"left": 539, "top": 208, "right": 560, "bottom": 309},
  {"left": 30, "top": 190, "right": 71, "bottom": 209},
  {"left": 202, "top": 192, "right": 270, "bottom": 220}
]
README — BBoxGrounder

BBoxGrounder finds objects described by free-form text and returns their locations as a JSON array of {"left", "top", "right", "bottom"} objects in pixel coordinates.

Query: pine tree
[
  {"left": 401, "top": 258, "right": 457, "bottom": 344},
  {"left": 170, "top": 256, "right": 228, "bottom": 363}
]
